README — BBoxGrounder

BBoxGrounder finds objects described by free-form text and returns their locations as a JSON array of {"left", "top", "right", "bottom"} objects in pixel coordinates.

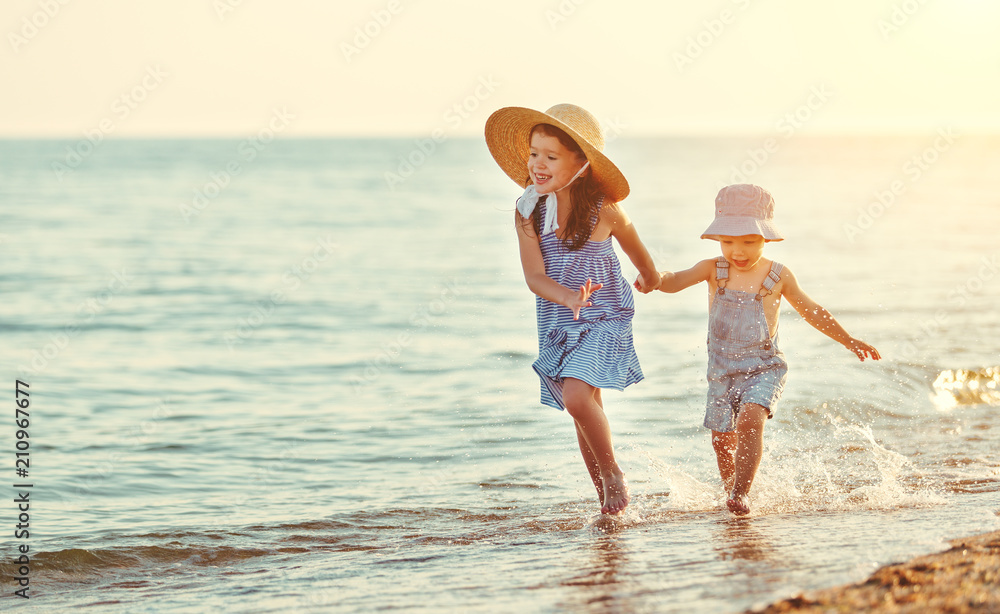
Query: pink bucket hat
[{"left": 701, "top": 184, "right": 784, "bottom": 242}]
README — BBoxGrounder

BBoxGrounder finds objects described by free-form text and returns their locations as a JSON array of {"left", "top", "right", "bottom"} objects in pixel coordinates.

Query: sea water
[{"left": 0, "top": 135, "right": 998, "bottom": 612}]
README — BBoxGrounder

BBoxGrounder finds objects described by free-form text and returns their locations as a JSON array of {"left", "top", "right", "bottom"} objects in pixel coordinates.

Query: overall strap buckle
[
  {"left": 715, "top": 257, "right": 729, "bottom": 294},
  {"left": 757, "top": 261, "right": 784, "bottom": 299}
]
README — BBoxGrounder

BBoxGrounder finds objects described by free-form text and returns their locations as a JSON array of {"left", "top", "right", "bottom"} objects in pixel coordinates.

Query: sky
[{"left": 2, "top": 0, "right": 999, "bottom": 137}]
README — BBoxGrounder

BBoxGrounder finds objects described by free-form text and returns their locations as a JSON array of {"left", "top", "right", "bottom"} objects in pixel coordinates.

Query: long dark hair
[{"left": 516, "top": 124, "right": 604, "bottom": 251}]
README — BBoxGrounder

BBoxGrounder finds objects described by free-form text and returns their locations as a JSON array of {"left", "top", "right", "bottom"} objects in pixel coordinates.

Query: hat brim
[
  {"left": 484, "top": 107, "right": 629, "bottom": 203},
  {"left": 701, "top": 216, "right": 784, "bottom": 241}
]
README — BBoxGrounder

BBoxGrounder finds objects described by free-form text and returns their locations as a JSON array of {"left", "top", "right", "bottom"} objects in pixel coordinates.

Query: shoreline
[{"left": 749, "top": 529, "right": 1000, "bottom": 613}]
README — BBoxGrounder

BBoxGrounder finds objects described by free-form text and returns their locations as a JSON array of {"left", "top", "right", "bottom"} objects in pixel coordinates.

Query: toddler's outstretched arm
[
  {"left": 639, "top": 259, "right": 715, "bottom": 293},
  {"left": 781, "top": 267, "right": 881, "bottom": 361}
]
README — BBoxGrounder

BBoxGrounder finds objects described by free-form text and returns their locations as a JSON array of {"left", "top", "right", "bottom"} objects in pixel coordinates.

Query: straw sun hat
[{"left": 484, "top": 104, "right": 629, "bottom": 203}]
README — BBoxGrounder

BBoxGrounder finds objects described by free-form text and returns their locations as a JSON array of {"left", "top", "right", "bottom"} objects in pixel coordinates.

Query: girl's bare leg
[
  {"left": 564, "top": 378, "right": 629, "bottom": 514},
  {"left": 574, "top": 421, "right": 604, "bottom": 506}
]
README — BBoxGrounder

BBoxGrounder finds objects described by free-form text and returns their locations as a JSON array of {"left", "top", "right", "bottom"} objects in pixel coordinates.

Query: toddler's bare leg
[
  {"left": 711, "top": 430, "right": 737, "bottom": 492},
  {"left": 564, "top": 378, "right": 629, "bottom": 515},
  {"left": 727, "top": 403, "right": 769, "bottom": 515}
]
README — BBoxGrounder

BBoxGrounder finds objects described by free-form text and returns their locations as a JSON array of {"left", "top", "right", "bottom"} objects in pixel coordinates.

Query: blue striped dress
[{"left": 532, "top": 197, "right": 644, "bottom": 410}]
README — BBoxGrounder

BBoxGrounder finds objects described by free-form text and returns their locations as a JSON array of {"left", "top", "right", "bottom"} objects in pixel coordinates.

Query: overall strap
[
  {"left": 756, "top": 261, "right": 784, "bottom": 300},
  {"left": 715, "top": 256, "right": 729, "bottom": 292}
]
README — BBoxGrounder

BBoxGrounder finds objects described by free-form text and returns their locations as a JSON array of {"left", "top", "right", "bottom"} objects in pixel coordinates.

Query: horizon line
[{"left": 2, "top": 128, "right": 999, "bottom": 140}]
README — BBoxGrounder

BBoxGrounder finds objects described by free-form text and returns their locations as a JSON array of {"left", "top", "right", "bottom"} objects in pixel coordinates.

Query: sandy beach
[{"left": 751, "top": 529, "right": 1000, "bottom": 613}]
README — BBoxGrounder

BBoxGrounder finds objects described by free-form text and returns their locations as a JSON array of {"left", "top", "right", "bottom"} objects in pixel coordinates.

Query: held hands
[
  {"left": 632, "top": 272, "right": 661, "bottom": 294},
  {"left": 845, "top": 338, "right": 881, "bottom": 361},
  {"left": 568, "top": 278, "right": 603, "bottom": 321}
]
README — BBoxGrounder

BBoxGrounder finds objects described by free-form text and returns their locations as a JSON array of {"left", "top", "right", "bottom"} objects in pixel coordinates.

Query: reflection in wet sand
[
  {"left": 713, "top": 517, "right": 779, "bottom": 563},
  {"left": 553, "top": 521, "right": 640, "bottom": 612}
]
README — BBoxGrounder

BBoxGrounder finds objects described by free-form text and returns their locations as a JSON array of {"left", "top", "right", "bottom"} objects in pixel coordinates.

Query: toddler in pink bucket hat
[
  {"left": 640, "top": 183, "right": 880, "bottom": 517},
  {"left": 701, "top": 184, "right": 783, "bottom": 242}
]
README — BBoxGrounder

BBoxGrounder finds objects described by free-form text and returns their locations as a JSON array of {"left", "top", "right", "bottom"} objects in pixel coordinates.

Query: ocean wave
[
  {"left": 933, "top": 366, "right": 1000, "bottom": 408},
  {"left": 0, "top": 543, "right": 275, "bottom": 581}
]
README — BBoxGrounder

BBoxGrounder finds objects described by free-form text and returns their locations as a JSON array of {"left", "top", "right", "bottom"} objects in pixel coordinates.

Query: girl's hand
[
  {"left": 633, "top": 272, "right": 661, "bottom": 294},
  {"left": 568, "top": 278, "right": 603, "bottom": 320},
  {"left": 845, "top": 338, "right": 881, "bottom": 361}
]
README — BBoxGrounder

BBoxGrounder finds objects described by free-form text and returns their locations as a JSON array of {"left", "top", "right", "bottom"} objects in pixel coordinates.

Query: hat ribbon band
[{"left": 515, "top": 161, "right": 590, "bottom": 235}]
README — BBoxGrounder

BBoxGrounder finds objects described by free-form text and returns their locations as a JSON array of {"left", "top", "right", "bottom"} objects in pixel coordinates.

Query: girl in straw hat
[
  {"left": 485, "top": 104, "right": 660, "bottom": 515},
  {"left": 647, "top": 184, "right": 880, "bottom": 515}
]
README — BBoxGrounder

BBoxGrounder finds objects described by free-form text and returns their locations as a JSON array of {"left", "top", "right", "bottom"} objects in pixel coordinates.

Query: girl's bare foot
[
  {"left": 601, "top": 471, "right": 629, "bottom": 515},
  {"left": 727, "top": 492, "right": 750, "bottom": 515}
]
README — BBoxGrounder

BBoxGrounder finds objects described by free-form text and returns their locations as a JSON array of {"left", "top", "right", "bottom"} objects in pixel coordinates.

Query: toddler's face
[
  {"left": 527, "top": 132, "right": 587, "bottom": 195},
  {"left": 719, "top": 235, "right": 765, "bottom": 271}
]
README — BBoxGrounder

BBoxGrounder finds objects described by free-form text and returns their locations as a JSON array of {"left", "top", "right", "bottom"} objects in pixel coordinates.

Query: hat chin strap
[{"left": 515, "top": 161, "right": 590, "bottom": 235}]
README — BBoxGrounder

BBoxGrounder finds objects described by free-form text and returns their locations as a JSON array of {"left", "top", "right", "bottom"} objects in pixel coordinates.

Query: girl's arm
[
  {"left": 515, "top": 212, "right": 602, "bottom": 320},
  {"left": 655, "top": 259, "right": 715, "bottom": 293},
  {"left": 604, "top": 202, "right": 660, "bottom": 293},
  {"left": 780, "top": 267, "right": 881, "bottom": 361}
]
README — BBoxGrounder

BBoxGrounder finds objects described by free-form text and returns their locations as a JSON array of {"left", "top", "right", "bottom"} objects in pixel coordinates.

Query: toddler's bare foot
[
  {"left": 601, "top": 471, "right": 629, "bottom": 515},
  {"left": 727, "top": 492, "right": 750, "bottom": 516},
  {"left": 588, "top": 477, "right": 604, "bottom": 507}
]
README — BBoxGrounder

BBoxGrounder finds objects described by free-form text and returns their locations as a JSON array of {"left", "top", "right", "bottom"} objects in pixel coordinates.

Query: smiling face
[
  {"left": 719, "top": 234, "right": 766, "bottom": 271},
  {"left": 527, "top": 130, "right": 587, "bottom": 195}
]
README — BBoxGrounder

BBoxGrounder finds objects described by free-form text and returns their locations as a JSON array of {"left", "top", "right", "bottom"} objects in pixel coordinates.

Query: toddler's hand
[{"left": 846, "top": 338, "right": 880, "bottom": 361}]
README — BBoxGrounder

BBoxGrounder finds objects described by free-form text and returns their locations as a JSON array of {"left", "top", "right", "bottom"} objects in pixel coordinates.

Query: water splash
[
  {"left": 635, "top": 416, "right": 946, "bottom": 517},
  {"left": 932, "top": 366, "right": 1000, "bottom": 409},
  {"left": 832, "top": 423, "right": 933, "bottom": 510},
  {"left": 634, "top": 447, "right": 720, "bottom": 512}
]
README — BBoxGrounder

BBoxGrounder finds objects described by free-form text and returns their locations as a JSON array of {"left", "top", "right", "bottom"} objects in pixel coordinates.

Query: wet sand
[{"left": 750, "top": 529, "right": 1000, "bottom": 613}]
